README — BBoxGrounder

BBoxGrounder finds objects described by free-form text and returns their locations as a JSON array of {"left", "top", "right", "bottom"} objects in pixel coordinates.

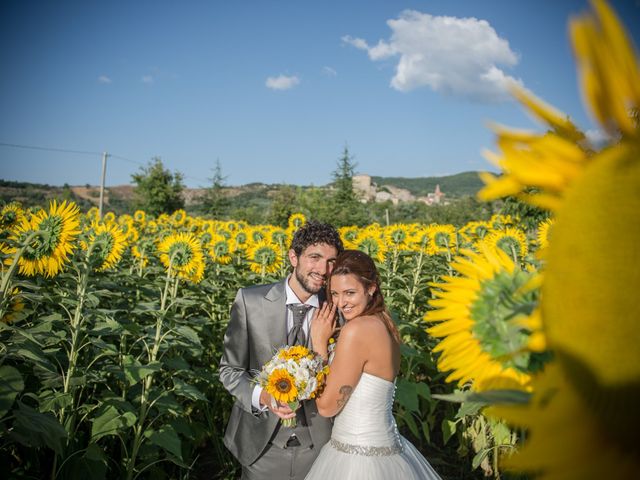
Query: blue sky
[{"left": 1, "top": 0, "right": 639, "bottom": 188}]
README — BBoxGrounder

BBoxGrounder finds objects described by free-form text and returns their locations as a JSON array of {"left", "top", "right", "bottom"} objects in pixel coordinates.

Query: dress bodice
[{"left": 330, "top": 372, "right": 401, "bottom": 450}]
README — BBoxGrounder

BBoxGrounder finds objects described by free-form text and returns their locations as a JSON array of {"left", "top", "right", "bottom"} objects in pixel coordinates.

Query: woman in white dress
[{"left": 306, "top": 250, "right": 441, "bottom": 479}]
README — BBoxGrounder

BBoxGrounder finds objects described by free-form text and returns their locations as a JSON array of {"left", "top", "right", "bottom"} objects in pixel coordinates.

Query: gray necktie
[{"left": 288, "top": 304, "right": 312, "bottom": 346}]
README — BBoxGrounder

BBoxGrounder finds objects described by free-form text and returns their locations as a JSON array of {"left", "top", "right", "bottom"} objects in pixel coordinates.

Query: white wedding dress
[{"left": 305, "top": 372, "right": 441, "bottom": 479}]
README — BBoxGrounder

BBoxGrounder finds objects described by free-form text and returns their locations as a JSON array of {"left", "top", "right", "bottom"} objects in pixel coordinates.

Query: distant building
[{"left": 352, "top": 174, "right": 445, "bottom": 205}]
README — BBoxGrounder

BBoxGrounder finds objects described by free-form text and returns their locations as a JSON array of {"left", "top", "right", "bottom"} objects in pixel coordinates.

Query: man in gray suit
[{"left": 219, "top": 221, "right": 344, "bottom": 479}]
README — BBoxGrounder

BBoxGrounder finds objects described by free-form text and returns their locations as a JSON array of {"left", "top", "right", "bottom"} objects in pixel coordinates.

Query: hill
[{"left": 370, "top": 171, "right": 484, "bottom": 197}]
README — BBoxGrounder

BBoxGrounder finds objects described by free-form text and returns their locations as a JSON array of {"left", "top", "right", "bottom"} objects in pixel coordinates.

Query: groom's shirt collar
[{"left": 285, "top": 275, "right": 320, "bottom": 308}]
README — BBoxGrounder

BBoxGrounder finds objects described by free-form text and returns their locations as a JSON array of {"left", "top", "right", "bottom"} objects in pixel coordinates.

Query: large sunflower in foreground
[
  {"left": 425, "top": 243, "right": 541, "bottom": 392},
  {"left": 5, "top": 200, "right": 81, "bottom": 277},
  {"left": 266, "top": 369, "right": 298, "bottom": 404},
  {"left": 87, "top": 222, "right": 127, "bottom": 271},
  {"left": 157, "top": 232, "right": 205, "bottom": 283},
  {"left": 482, "top": 0, "right": 640, "bottom": 477}
]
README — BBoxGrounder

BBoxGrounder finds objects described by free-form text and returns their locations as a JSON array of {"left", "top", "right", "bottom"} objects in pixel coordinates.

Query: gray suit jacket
[{"left": 219, "top": 280, "right": 333, "bottom": 466}]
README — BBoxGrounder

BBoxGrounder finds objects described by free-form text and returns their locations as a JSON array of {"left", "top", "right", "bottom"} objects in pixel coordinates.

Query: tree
[
  {"left": 131, "top": 157, "right": 185, "bottom": 216},
  {"left": 328, "top": 146, "right": 369, "bottom": 226},
  {"left": 268, "top": 185, "right": 299, "bottom": 227},
  {"left": 201, "top": 159, "right": 230, "bottom": 218}
]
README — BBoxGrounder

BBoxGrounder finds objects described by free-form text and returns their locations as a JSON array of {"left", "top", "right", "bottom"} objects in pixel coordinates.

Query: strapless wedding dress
[{"left": 305, "top": 372, "right": 441, "bottom": 479}]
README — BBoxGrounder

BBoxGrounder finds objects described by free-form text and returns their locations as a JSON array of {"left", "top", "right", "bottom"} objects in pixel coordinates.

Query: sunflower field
[{"left": 2, "top": 1, "right": 639, "bottom": 479}]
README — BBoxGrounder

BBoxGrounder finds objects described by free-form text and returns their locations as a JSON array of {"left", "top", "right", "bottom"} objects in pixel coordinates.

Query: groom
[{"left": 219, "top": 220, "right": 344, "bottom": 479}]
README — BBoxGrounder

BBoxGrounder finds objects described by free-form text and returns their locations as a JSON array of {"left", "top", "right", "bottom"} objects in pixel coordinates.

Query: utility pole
[{"left": 98, "top": 152, "right": 108, "bottom": 219}]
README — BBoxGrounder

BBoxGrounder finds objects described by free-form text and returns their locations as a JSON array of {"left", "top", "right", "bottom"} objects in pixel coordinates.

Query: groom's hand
[{"left": 259, "top": 390, "right": 296, "bottom": 419}]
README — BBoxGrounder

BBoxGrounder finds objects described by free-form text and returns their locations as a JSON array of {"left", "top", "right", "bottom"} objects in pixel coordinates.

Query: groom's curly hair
[{"left": 290, "top": 220, "right": 344, "bottom": 256}]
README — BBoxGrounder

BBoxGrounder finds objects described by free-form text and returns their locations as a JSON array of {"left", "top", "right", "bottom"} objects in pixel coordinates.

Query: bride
[{"left": 306, "top": 249, "right": 441, "bottom": 479}]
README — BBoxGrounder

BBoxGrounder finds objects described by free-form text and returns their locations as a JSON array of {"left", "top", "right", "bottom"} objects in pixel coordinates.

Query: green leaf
[
  {"left": 122, "top": 356, "right": 162, "bottom": 386},
  {"left": 415, "top": 382, "right": 431, "bottom": 400},
  {"left": 0, "top": 366, "right": 24, "bottom": 418},
  {"left": 91, "top": 405, "right": 135, "bottom": 441},
  {"left": 455, "top": 402, "right": 484, "bottom": 419},
  {"left": 397, "top": 411, "right": 419, "bottom": 438},
  {"left": 144, "top": 424, "right": 183, "bottom": 460},
  {"left": 395, "top": 378, "right": 418, "bottom": 412},
  {"left": 12, "top": 402, "right": 67, "bottom": 455},
  {"left": 433, "top": 388, "right": 531, "bottom": 406},
  {"left": 39, "top": 392, "right": 73, "bottom": 413},
  {"left": 472, "top": 448, "right": 490, "bottom": 470},
  {"left": 173, "top": 325, "right": 202, "bottom": 346},
  {"left": 442, "top": 419, "right": 456, "bottom": 445},
  {"left": 172, "top": 378, "right": 206, "bottom": 402}
]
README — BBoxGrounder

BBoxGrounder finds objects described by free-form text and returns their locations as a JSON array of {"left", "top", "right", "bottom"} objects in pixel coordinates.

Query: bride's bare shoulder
[{"left": 341, "top": 315, "right": 386, "bottom": 338}]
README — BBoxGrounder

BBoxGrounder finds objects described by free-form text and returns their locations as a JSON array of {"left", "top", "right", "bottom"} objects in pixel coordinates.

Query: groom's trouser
[
  {"left": 241, "top": 441, "right": 318, "bottom": 480},
  {"left": 242, "top": 407, "right": 319, "bottom": 480}
]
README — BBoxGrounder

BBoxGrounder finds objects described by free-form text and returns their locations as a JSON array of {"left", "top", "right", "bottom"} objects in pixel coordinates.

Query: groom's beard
[{"left": 295, "top": 269, "right": 325, "bottom": 295}]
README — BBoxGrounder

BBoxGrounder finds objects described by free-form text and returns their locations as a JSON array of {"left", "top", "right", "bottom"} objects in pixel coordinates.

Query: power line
[
  {"left": 1, "top": 141, "right": 211, "bottom": 185},
  {"left": 0, "top": 141, "right": 102, "bottom": 156}
]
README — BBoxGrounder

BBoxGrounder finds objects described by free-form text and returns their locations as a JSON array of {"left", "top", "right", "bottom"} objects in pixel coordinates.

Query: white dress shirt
[{"left": 251, "top": 276, "right": 319, "bottom": 412}]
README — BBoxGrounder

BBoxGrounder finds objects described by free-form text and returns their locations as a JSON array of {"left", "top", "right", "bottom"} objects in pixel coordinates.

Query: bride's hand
[{"left": 311, "top": 302, "right": 337, "bottom": 358}]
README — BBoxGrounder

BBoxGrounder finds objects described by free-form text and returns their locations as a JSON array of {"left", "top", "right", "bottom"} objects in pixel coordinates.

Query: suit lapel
[{"left": 262, "top": 280, "right": 288, "bottom": 350}]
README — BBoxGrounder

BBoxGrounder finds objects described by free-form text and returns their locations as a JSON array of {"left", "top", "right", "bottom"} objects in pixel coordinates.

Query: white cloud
[
  {"left": 265, "top": 74, "right": 300, "bottom": 90},
  {"left": 141, "top": 75, "right": 154, "bottom": 84},
  {"left": 344, "top": 10, "right": 523, "bottom": 102},
  {"left": 322, "top": 66, "right": 337, "bottom": 77},
  {"left": 585, "top": 128, "right": 611, "bottom": 147},
  {"left": 98, "top": 75, "right": 112, "bottom": 84}
]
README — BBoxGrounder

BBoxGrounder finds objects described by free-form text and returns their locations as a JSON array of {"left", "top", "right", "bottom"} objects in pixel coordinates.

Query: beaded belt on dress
[{"left": 329, "top": 438, "right": 403, "bottom": 456}]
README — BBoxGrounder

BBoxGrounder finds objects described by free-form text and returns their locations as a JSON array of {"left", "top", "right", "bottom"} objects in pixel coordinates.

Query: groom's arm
[{"left": 219, "top": 288, "right": 255, "bottom": 413}]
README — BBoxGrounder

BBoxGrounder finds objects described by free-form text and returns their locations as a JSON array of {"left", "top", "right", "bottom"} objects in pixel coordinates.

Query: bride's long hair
[{"left": 327, "top": 249, "right": 401, "bottom": 345}]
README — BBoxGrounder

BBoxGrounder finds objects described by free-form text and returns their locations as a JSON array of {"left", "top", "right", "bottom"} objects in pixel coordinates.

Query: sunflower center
[
  {"left": 471, "top": 270, "right": 539, "bottom": 371},
  {"left": 276, "top": 379, "right": 292, "bottom": 393}
]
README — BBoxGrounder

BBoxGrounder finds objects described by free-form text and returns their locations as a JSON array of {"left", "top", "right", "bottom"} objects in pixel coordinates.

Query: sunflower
[
  {"left": 269, "top": 227, "right": 289, "bottom": 247},
  {"left": 0, "top": 202, "right": 26, "bottom": 230},
  {"left": 287, "top": 213, "right": 306, "bottom": 230},
  {"left": 1, "top": 288, "right": 25, "bottom": 324},
  {"left": 102, "top": 211, "right": 116, "bottom": 224},
  {"left": 338, "top": 226, "right": 360, "bottom": 249},
  {"left": 483, "top": 226, "right": 529, "bottom": 261},
  {"left": 171, "top": 209, "right": 188, "bottom": 226},
  {"left": 426, "top": 224, "right": 457, "bottom": 256},
  {"left": 384, "top": 224, "right": 412, "bottom": 251},
  {"left": 278, "top": 345, "right": 312, "bottom": 361},
  {"left": 480, "top": 1, "right": 640, "bottom": 476},
  {"left": 87, "top": 222, "right": 127, "bottom": 271},
  {"left": 5, "top": 200, "right": 81, "bottom": 277},
  {"left": 425, "top": 243, "right": 542, "bottom": 392},
  {"left": 231, "top": 230, "right": 249, "bottom": 254},
  {"left": 536, "top": 218, "right": 554, "bottom": 253},
  {"left": 246, "top": 240, "right": 282, "bottom": 275},
  {"left": 353, "top": 231, "right": 387, "bottom": 263},
  {"left": 133, "top": 210, "right": 146, "bottom": 224},
  {"left": 209, "top": 234, "right": 232, "bottom": 265},
  {"left": 266, "top": 369, "right": 298, "bottom": 404},
  {"left": 157, "top": 232, "right": 205, "bottom": 283}
]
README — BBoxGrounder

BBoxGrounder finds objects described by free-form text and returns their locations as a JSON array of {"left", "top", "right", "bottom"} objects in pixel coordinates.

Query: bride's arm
[{"left": 315, "top": 319, "right": 367, "bottom": 417}]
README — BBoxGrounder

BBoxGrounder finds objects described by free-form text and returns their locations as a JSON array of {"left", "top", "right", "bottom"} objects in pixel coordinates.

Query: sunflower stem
[
  {"left": 0, "top": 230, "right": 42, "bottom": 301},
  {"left": 126, "top": 256, "right": 173, "bottom": 480}
]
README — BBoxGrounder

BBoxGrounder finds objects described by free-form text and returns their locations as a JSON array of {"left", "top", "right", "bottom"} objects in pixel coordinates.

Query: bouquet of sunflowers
[{"left": 255, "top": 345, "right": 329, "bottom": 427}]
